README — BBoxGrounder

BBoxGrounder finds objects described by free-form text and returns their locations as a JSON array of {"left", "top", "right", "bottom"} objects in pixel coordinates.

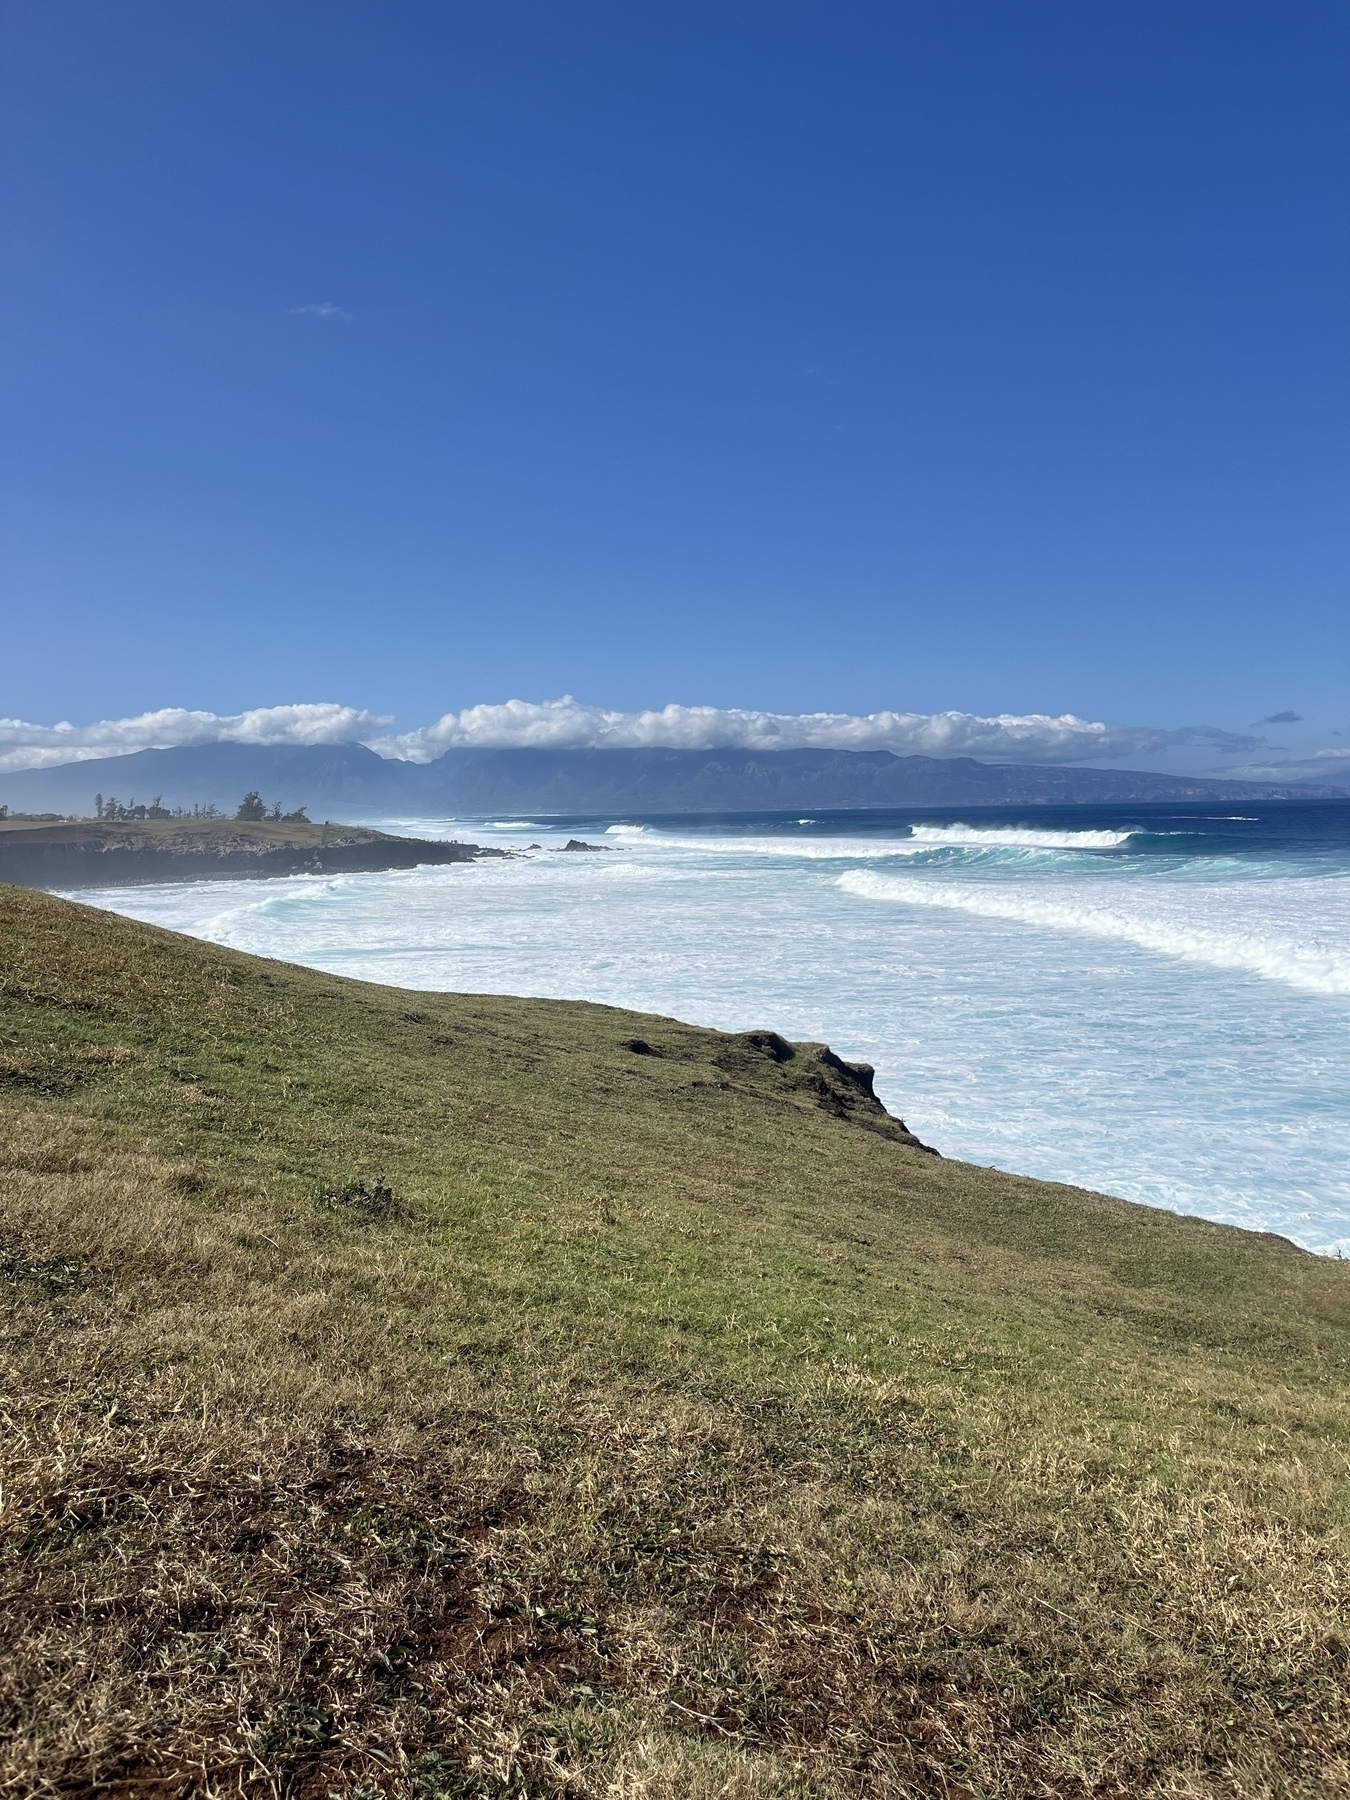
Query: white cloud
[
  {"left": 0, "top": 704, "right": 391, "bottom": 775},
  {"left": 0, "top": 695, "right": 1272, "bottom": 776},
  {"left": 290, "top": 302, "right": 352, "bottom": 320},
  {"left": 372, "top": 696, "right": 1260, "bottom": 766}
]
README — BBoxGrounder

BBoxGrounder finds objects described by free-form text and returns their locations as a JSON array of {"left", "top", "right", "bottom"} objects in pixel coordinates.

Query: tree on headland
[
  {"left": 236, "top": 793, "right": 308, "bottom": 824},
  {"left": 96, "top": 794, "right": 174, "bottom": 822}
]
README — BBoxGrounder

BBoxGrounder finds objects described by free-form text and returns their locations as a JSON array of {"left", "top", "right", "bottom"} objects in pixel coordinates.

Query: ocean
[{"left": 69, "top": 800, "right": 1350, "bottom": 1254}]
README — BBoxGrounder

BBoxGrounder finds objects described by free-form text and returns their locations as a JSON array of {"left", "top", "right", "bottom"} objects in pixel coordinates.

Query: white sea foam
[
  {"left": 68, "top": 809, "right": 1350, "bottom": 1255},
  {"left": 839, "top": 870, "right": 1350, "bottom": 997},
  {"left": 631, "top": 833, "right": 932, "bottom": 860},
  {"left": 605, "top": 820, "right": 1134, "bottom": 854},
  {"left": 609, "top": 828, "right": 1120, "bottom": 862},
  {"left": 905, "top": 824, "right": 1136, "bottom": 850}
]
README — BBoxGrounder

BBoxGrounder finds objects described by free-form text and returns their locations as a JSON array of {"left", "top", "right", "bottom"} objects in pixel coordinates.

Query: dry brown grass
[{"left": 2, "top": 884, "right": 1349, "bottom": 1795}]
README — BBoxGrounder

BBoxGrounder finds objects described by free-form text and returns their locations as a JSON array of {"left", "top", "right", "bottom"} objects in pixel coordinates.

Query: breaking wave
[
  {"left": 622, "top": 833, "right": 931, "bottom": 860},
  {"left": 68, "top": 796, "right": 1350, "bottom": 1252},
  {"left": 602, "top": 821, "right": 1134, "bottom": 861},
  {"left": 838, "top": 870, "right": 1350, "bottom": 997},
  {"left": 905, "top": 824, "right": 1136, "bottom": 850}
]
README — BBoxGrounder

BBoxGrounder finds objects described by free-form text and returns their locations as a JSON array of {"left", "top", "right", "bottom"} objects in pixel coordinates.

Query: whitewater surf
[{"left": 65, "top": 800, "right": 1350, "bottom": 1255}]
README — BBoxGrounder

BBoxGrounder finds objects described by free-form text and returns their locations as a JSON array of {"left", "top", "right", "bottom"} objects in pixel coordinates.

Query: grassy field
[{"left": 2, "top": 882, "right": 1349, "bottom": 1797}]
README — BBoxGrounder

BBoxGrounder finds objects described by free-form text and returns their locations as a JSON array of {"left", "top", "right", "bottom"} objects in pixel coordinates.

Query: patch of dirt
[{"left": 313, "top": 1177, "right": 407, "bottom": 1222}]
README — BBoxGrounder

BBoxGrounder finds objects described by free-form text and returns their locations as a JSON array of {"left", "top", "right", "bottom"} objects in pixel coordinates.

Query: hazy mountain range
[{"left": 2, "top": 742, "right": 1344, "bottom": 819}]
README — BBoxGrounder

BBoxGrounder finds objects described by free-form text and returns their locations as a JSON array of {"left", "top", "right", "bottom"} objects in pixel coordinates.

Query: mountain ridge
[{"left": 2, "top": 740, "right": 1343, "bottom": 816}]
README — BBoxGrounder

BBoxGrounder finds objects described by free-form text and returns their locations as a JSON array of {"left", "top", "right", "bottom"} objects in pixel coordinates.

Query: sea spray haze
[{"left": 71, "top": 801, "right": 1350, "bottom": 1254}]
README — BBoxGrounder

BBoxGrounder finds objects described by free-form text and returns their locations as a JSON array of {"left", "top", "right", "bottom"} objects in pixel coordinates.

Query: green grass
[{"left": 2, "top": 882, "right": 1349, "bottom": 1797}]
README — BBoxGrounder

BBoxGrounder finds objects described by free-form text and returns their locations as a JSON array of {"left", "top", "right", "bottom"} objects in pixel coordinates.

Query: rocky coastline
[{"left": 0, "top": 818, "right": 502, "bottom": 890}]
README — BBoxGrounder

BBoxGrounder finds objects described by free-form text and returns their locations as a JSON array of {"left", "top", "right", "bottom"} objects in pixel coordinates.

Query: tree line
[{"left": 92, "top": 793, "right": 309, "bottom": 823}]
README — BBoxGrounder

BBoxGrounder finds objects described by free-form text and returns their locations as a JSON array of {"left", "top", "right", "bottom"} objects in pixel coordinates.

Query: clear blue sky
[{"left": 2, "top": 0, "right": 1346, "bottom": 749}]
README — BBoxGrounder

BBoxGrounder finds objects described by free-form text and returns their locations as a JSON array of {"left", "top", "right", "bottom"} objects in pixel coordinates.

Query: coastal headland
[
  {"left": 2, "top": 884, "right": 1347, "bottom": 1793},
  {"left": 0, "top": 816, "right": 503, "bottom": 890}
]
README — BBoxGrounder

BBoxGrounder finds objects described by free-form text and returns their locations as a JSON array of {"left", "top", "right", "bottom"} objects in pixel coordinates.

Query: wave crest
[
  {"left": 907, "top": 824, "right": 1135, "bottom": 850},
  {"left": 839, "top": 870, "right": 1350, "bottom": 996}
]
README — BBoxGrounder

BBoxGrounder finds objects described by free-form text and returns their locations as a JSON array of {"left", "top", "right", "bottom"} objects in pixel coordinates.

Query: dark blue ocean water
[{"left": 477, "top": 798, "right": 1350, "bottom": 865}]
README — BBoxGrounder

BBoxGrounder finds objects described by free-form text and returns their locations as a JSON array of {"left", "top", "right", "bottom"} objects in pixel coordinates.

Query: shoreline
[
  {"left": 0, "top": 817, "right": 506, "bottom": 890},
  {"left": 16, "top": 809, "right": 1349, "bottom": 1255}
]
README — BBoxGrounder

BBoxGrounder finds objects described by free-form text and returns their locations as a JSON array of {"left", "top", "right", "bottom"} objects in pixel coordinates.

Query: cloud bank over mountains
[
  {"left": 0, "top": 704, "right": 391, "bottom": 775},
  {"left": 377, "top": 698, "right": 1262, "bottom": 765},
  {"left": 0, "top": 695, "right": 1279, "bottom": 777}
]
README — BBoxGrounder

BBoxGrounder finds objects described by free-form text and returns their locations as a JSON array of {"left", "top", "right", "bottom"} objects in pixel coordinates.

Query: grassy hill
[{"left": 2, "top": 883, "right": 1348, "bottom": 1797}]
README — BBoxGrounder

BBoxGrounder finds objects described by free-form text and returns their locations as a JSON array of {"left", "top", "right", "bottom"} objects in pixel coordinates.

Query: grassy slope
[{"left": 2, "top": 885, "right": 1349, "bottom": 1798}]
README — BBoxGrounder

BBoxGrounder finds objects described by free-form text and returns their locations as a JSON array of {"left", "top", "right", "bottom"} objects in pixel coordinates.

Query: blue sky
[{"left": 1, "top": 0, "right": 1347, "bottom": 773}]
